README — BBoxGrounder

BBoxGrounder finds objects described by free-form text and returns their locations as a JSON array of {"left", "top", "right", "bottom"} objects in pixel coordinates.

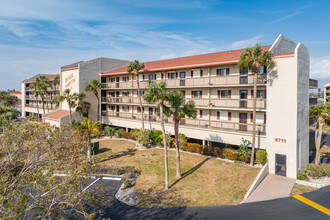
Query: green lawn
[{"left": 94, "top": 139, "right": 260, "bottom": 208}]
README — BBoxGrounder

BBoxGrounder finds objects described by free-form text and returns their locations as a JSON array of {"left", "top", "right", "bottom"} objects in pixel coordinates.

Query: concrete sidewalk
[{"left": 242, "top": 174, "right": 295, "bottom": 203}]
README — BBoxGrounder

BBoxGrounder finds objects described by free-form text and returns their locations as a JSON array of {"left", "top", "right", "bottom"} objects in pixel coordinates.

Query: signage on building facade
[
  {"left": 64, "top": 73, "right": 76, "bottom": 91},
  {"left": 275, "top": 138, "right": 286, "bottom": 143}
]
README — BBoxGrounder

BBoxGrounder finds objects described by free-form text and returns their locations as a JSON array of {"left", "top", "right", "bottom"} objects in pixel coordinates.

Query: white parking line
[
  {"left": 103, "top": 176, "right": 121, "bottom": 181},
  {"left": 41, "top": 183, "right": 63, "bottom": 197},
  {"left": 82, "top": 178, "right": 100, "bottom": 193}
]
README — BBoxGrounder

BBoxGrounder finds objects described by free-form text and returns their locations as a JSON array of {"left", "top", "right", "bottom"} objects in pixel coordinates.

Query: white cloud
[
  {"left": 311, "top": 56, "right": 330, "bottom": 79},
  {"left": 227, "top": 35, "right": 264, "bottom": 50}
]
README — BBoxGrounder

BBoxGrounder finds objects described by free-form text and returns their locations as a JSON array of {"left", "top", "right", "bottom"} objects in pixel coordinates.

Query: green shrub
[
  {"left": 297, "top": 173, "right": 309, "bottom": 181},
  {"left": 185, "top": 143, "right": 200, "bottom": 153},
  {"left": 135, "top": 129, "right": 152, "bottom": 146},
  {"left": 178, "top": 133, "right": 188, "bottom": 143},
  {"left": 115, "top": 128, "right": 124, "bottom": 138},
  {"left": 256, "top": 149, "right": 267, "bottom": 164},
  {"left": 223, "top": 148, "right": 242, "bottom": 161},
  {"left": 180, "top": 142, "right": 188, "bottom": 151},
  {"left": 213, "top": 147, "right": 223, "bottom": 158},
  {"left": 202, "top": 145, "right": 214, "bottom": 156},
  {"left": 195, "top": 145, "right": 203, "bottom": 154},
  {"left": 238, "top": 138, "right": 252, "bottom": 163},
  {"left": 123, "top": 179, "right": 133, "bottom": 189},
  {"left": 150, "top": 129, "right": 163, "bottom": 146},
  {"left": 304, "top": 164, "right": 330, "bottom": 178},
  {"left": 121, "top": 131, "right": 134, "bottom": 139},
  {"left": 104, "top": 126, "right": 116, "bottom": 137}
]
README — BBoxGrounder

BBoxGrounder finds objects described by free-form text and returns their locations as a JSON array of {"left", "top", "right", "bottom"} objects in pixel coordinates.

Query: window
[
  {"left": 259, "top": 66, "right": 266, "bottom": 74},
  {"left": 221, "top": 90, "right": 228, "bottom": 98},
  {"left": 122, "top": 106, "right": 129, "bottom": 112},
  {"left": 180, "top": 72, "right": 186, "bottom": 78},
  {"left": 217, "top": 112, "right": 220, "bottom": 120},
  {"left": 137, "top": 107, "right": 144, "bottom": 113},
  {"left": 250, "top": 113, "right": 253, "bottom": 122},
  {"left": 240, "top": 90, "right": 248, "bottom": 99},
  {"left": 217, "top": 68, "right": 230, "bottom": 76},
  {"left": 228, "top": 112, "right": 232, "bottom": 121},
  {"left": 200, "top": 70, "right": 203, "bottom": 77},
  {"left": 101, "top": 77, "right": 106, "bottom": 83},
  {"left": 200, "top": 110, "right": 203, "bottom": 118},
  {"left": 148, "top": 74, "right": 153, "bottom": 81},
  {"left": 257, "top": 90, "right": 264, "bottom": 98},
  {"left": 122, "top": 76, "right": 129, "bottom": 82},
  {"left": 123, "top": 91, "right": 129, "bottom": 96},
  {"left": 138, "top": 91, "right": 144, "bottom": 97},
  {"left": 192, "top": 91, "right": 202, "bottom": 98},
  {"left": 170, "top": 72, "right": 176, "bottom": 79},
  {"left": 240, "top": 67, "right": 248, "bottom": 75},
  {"left": 110, "top": 77, "right": 115, "bottom": 82}
]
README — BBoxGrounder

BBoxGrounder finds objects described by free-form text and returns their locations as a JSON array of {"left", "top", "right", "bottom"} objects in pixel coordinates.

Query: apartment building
[
  {"left": 324, "top": 83, "right": 330, "bottom": 103},
  {"left": 21, "top": 74, "right": 59, "bottom": 119},
  {"left": 43, "top": 57, "right": 129, "bottom": 126},
  {"left": 100, "top": 34, "right": 312, "bottom": 179},
  {"left": 10, "top": 91, "right": 22, "bottom": 109}
]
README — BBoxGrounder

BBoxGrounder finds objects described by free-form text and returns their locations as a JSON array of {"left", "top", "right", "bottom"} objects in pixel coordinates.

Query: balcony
[
  {"left": 309, "top": 79, "right": 318, "bottom": 89},
  {"left": 101, "top": 97, "right": 133, "bottom": 104},
  {"left": 102, "top": 81, "right": 132, "bottom": 89},
  {"left": 191, "top": 98, "right": 266, "bottom": 109}
]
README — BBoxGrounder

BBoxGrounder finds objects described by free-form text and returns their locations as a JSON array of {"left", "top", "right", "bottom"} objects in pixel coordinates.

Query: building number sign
[{"left": 275, "top": 138, "right": 286, "bottom": 143}]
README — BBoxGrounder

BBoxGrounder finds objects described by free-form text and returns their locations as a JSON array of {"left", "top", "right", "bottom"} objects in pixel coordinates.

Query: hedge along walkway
[{"left": 95, "top": 139, "right": 260, "bottom": 208}]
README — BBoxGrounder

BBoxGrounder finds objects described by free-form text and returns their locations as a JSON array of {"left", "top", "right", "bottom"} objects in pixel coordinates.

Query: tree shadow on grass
[
  {"left": 99, "top": 148, "right": 111, "bottom": 153},
  {"left": 97, "top": 148, "right": 137, "bottom": 163},
  {"left": 169, "top": 158, "right": 210, "bottom": 189}
]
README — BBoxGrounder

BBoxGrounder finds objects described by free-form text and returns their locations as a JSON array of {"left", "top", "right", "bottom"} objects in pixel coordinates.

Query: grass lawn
[
  {"left": 290, "top": 183, "right": 317, "bottom": 195},
  {"left": 95, "top": 139, "right": 260, "bottom": 207}
]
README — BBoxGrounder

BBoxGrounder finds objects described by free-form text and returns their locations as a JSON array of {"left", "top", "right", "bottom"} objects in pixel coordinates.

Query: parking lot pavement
[{"left": 81, "top": 176, "right": 123, "bottom": 197}]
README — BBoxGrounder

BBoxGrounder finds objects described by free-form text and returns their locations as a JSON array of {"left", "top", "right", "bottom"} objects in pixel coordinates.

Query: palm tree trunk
[
  {"left": 250, "top": 73, "right": 257, "bottom": 166},
  {"left": 35, "top": 97, "right": 40, "bottom": 121},
  {"left": 160, "top": 104, "right": 169, "bottom": 189},
  {"left": 69, "top": 107, "right": 72, "bottom": 122},
  {"left": 46, "top": 93, "right": 50, "bottom": 113},
  {"left": 41, "top": 96, "right": 46, "bottom": 115},
  {"left": 136, "top": 74, "right": 145, "bottom": 130},
  {"left": 315, "top": 120, "right": 322, "bottom": 165},
  {"left": 95, "top": 93, "right": 100, "bottom": 122},
  {"left": 174, "top": 118, "right": 181, "bottom": 178},
  {"left": 87, "top": 134, "right": 92, "bottom": 163}
]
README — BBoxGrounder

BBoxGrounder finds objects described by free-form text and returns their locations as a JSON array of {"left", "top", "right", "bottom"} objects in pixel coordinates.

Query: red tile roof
[
  {"left": 43, "top": 110, "right": 70, "bottom": 121},
  {"left": 24, "top": 74, "right": 59, "bottom": 84},
  {"left": 103, "top": 46, "right": 273, "bottom": 76},
  {"left": 10, "top": 91, "right": 21, "bottom": 95}
]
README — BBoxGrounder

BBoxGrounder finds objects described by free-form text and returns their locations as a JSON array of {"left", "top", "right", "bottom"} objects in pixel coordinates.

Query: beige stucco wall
[{"left": 61, "top": 68, "right": 80, "bottom": 111}]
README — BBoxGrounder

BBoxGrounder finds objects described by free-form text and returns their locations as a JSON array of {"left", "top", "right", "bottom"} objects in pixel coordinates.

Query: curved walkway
[{"left": 102, "top": 185, "right": 330, "bottom": 220}]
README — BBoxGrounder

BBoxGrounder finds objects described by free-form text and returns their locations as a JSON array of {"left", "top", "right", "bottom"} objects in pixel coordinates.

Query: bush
[
  {"left": 180, "top": 142, "right": 188, "bottom": 151},
  {"left": 121, "top": 131, "right": 134, "bottom": 140},
  {"left": 304, "top": 164, "right": 330, "bottom": 178},
  {"left": 297, "top": 173, "right": 309, "bottom": 181},
  {"left": 104, "top": 126, "right": 116, "bottom": 137},
  {"left": 178, "top": 133, "right": 188, "bottom": 143},
  {"left": 223, "top": 148, "right": 242, "bottom": 161},
  {"left": 115, "top": 128, "right": 124, "bottom": 138},
  {"left": 202, "top": 145, "right": 214, "bottom": 156},
  {"left": 256, "top": 149, "right": 267, "bottom": 164},
  {"left": 123, "top": 179, "right": 133, "bottom": 189},
  {"left": 213, "top": 147, "right": 223, "bottom": 158},
  {"left": 135, "top": 129, "right": 152, "bottom": 146},
  {"left": 186, "top": 143, "right": 201, "bottom": 153},
  {"left": 150, "top": 129, "right": 163, "bottom": 146},
  {"left": 238, "top": 138, "right": 252, "bottom": 163}
]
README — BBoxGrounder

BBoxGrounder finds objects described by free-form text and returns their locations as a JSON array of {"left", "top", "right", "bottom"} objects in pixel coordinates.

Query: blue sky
[{"left": 0, "top": 0, "right": 329, "bottom": 91}]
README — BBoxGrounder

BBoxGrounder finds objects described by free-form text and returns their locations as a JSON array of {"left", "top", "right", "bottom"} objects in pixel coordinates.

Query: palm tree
[
  {"left": 310, "top": 103, "right": 330, "bottom": 165},
  {"left": 63, "top": 89, "right": 77, "bottom": 122},
  {"left": 143, "top": 81, "right": 169, "bottom": 189},
  {"left": 36, "top": 76, "right": 51, "bottom": 113},
  {"left": 75, "top": 92, "right": 90, "bottom": 118},
  {"left": 52, "top": 91, "right": 64, "bottom": 108},
  {"left": 84, "top": 80, "right": 102, "bottom": 122},
  {"left": 53, "top": 75, "right": 60, "bottom": 87},
  {"left": 30, "top": 82, "right": 41, "bottom": 121},
  {"left": 127, "top": 60, "right": 145, "bottom": 130},
  {"left": 238, "top": 44, "right": 275, "bottom": 165},
  {"left": 165, "top": 90, "right": 197, "bottom": 178},
  {"left": 79, "top": 118, "right": 101, "bottom": 163}
]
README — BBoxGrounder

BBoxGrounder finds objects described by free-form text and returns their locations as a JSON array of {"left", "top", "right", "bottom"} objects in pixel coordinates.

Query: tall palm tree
[
  {"left": 75, "top": 92, "right": 90, "bottom": 118},
  {"left": 238, "top": 44, "right": 275, "bottom": 165},
  {"left": 63, "top": 89, "right": 77, "bottom": 122},
  {"left": 52, "top": 91, "right": 64, "bottom": 108},
  {"left": 143, "top": 81, "right": 169, "bottom": 189},
  {"left": 52, "top": 75, "right": 60, "bottom": 110},
  {"left": 165, "top": 90, "right": 197, "bottom": 178},
  {"left": 310, "top": 103, "right": 330, "bottom": 165},
  {"left": 127, "top": 60, "right": 145, "bottom": 130},
  {"left": 36, "top": 76, "right": 51, "bottom": 113},
  {"left": 79, "top": 118, "right": 101, "bottom": 163},
  {"left": 29, "top": 82, "right": 41, "bottom": 121},
  {"left": 84, "top": 80, "right": 102, "bottom": 122}
]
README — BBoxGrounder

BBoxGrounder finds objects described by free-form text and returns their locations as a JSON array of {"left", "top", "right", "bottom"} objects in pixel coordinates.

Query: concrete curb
[
  {"left": 243, "top": 163, "right": 269, "bottom": 200},
  {"left": 295, "top": 180, "right": 329, "bottom": 189}
]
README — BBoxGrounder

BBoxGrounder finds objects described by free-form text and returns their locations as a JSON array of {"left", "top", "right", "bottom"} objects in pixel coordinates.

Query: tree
[
  {"left": 63, "top": 89, "right": 77, "bottom": 122},
  {"left": 29, "top": 81, "right": 41, "bottom": 121},
  {"left": 84, "top": 80, "right": 102, "bottom": 122},
  {"left": 36, "top": 76, "right": 51, "bottom": 113},
  {"left": 238, "top": 44, "right": 275, "bottom": 165},
  {"left": 143, "top": 81, "right": 169, "bottom": 189},
  {"left": 52, "top": 91, "right": 64, "bottom": 108},
  {"left": 104, "top": 126, "right": 116, "bottom": 137},
  {"left": 165, "top": 90, "right": 197, "bottom": 178},
  {"left": 79, "top": 118, "right": 101, "bottom": 163},
  {"left": 310, "top": 103, "right": 330, "bottom": 165},
  {"left": 0, "top": 91, "right": 17, "bottom": 108},
  {"left": 127, "top": 60, "right": 145, "bottom": 129},
  {"left": 53, "top": 75, "right": 60, "bottom": 87},
  {"left": 0, "top": 122, "right": 107, "bottom": 219},
  {"left": 75, "top": 92, "right": 90, "bottom": 118}
]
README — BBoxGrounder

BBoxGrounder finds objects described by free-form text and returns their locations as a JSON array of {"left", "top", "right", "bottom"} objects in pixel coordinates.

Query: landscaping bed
[{"left": 94, "top": 139, "right": 260, "bottom": 207}]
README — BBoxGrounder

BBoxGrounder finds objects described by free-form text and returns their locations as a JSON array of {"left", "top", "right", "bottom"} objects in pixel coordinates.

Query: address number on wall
[{"left": 275, "top": 138, "right": 286, "bottom": 143}]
